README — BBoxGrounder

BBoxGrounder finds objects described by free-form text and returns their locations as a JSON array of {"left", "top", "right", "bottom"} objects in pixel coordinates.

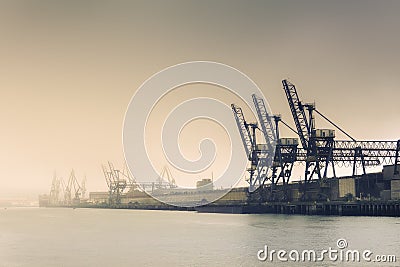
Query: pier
[{"left": 241, "top": 201, "right": 400, "bottom": 216}]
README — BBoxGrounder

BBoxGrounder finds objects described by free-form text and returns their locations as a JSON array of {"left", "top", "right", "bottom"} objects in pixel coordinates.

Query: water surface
[{"left": 0, "top": 208, "right": 399, "bottom": 266}]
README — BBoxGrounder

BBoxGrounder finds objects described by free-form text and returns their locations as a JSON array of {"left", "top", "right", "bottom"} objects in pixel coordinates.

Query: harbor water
[{"left": 0, "top": 207, "right": 399, "bottom": 266}]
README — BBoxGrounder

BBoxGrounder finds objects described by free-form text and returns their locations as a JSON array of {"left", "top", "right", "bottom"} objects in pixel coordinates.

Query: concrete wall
[
  {"left": 218, "top": 190, "right": 247, "bottom": 202},
  {"left": 328, "top": 179, "right": 339, "bottom": 201},
  {"left": 380, "top": 190, "right": 391, "bottom": 201},
  {"left": 383, "top": 165, "right": 400, "bottom": 180},
  {"left": 290, "top": 188, "right": 301, "bottom": 201},
  {"left": 338, "top": 178, "right": 356, "bottom": 198},
  {"left": 391, "top": 180, "right": 400, "bottom": 200}
]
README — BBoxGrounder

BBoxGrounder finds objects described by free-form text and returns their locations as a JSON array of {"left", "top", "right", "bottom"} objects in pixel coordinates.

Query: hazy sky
[{"left": 1, "top": 0, "right": 400, "bottom": 198}]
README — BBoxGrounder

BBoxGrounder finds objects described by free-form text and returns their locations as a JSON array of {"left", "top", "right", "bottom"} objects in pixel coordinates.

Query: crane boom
[
  {"left": 282, "top": 80, "right": 309, "bottom": 148},
  {"left": 231, "top": 104, "right": 253, "bottom": 159},
  {"left": 252, "top": 94, "right": 276, "bottom": 153}
]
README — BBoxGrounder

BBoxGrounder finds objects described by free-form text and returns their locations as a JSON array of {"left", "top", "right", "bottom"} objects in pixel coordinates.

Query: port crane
[
  {"left": 102, "top": 162, "right": 128, "bottom": 205},
  {"left": 64, "top": 169, "right": 83, "bottom": 205},
  {"left": 140, "top": 165, "right": 178, "bottom": 193},
  {"left": 81, "top": 176, "right": 87, "bottom": 199},
  {"left": 157, "top": 165, "right": 177, "bottom": 189},
  {"left": 232, "top": 79, "right": 400, "bottom": 200},
  {"left": 49, "top": 173, "right": 62, "bottom": 205},
  {"left": 232, "top": 96, "right": 299, "bottom": 195},
  {"left": 252, "top": 94, "right": 298, "bottom": 189},
  {"left": 282, "top": 80, "right": 400, "bottom": 184},
  {"left": 231, "top": 103, "right": 271, "bottom": 191},
  {"left": 103, "top": 161, "right": 178, "bottom": 204}
]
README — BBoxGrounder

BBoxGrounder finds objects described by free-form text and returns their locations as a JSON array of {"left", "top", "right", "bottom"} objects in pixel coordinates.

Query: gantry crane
[
  {"left": 63, "top": 169, "right": 83, "bottom": 205},
  {"left": 252, "top": 94, "right": 298, "bottom": 189},
  {"left": 110, "top": 161, "right": 177, "bottom": 197},
  {"left": 232, "top": 79, "right": 400, "bottom": 200},
  {"left": 282, "top": 79, "right": 400, "bottom": 196},
  {"left": 102, "top": 162, "right": 127, "bottom": 205},
  {"left": 158, "top": 165, "right": 177, "bottom": 189},
  {"left": 49, "top": 172, "right": 62, "bottom": 205},
  {"left": 231, "top": 103, "right": 273, "bottom": 192},
  {"left": 81, "top": 176, "right": 86, "bottom": 200},
  {"left": 232, "top": 95, "right": 299, "bottom": 197}
]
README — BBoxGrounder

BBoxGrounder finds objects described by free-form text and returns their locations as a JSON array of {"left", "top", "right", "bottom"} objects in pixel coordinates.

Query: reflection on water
[{"left": 0, "top": 208, "right": 399, "bottom": 266}]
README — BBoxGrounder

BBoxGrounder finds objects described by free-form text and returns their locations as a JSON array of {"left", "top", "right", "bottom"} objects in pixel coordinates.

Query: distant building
[
  {"left": 196, "top": 178, "right": 213, "bottom": 191},
  {"left": 89, "top": 192, "right": 109, "bottom": 204}
]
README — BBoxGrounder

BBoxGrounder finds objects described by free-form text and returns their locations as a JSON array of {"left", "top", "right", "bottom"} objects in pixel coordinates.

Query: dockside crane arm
[
  {"left": 102, "top": 164, "right": 111, "bottom": 189},
  {"left": 231, "top": 104, "right": 255, "bottom": 160},
  {"left": 108, "top": 161, "right": 118, "bottom": 184},
  {"left": 252, "top": 94, "right": 276, "bottom": 154},
  {"left": 282, "top": 80, "right": 310, "bottom": 149}
]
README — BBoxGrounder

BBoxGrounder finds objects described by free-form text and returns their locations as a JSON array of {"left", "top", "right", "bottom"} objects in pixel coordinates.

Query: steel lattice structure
[
  {"left": 231, "top": 103, "right": 273, "bottom": 191},
  {"left": 252, "top": 94, "right": 276, "bottom": 153},
  {"left": 231, "top": 79, "right": 400, "bottom": 199},
  {"left": 281, "top": 79, "right": 400, "bottom": 183},
  {"left": 282, "top": 80, "right": 310, "bottom": 149}
]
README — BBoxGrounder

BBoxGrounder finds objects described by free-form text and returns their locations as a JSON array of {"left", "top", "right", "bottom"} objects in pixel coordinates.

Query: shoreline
[{"left": 40, "top": 200, "right": 400, "bottom": 217}]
